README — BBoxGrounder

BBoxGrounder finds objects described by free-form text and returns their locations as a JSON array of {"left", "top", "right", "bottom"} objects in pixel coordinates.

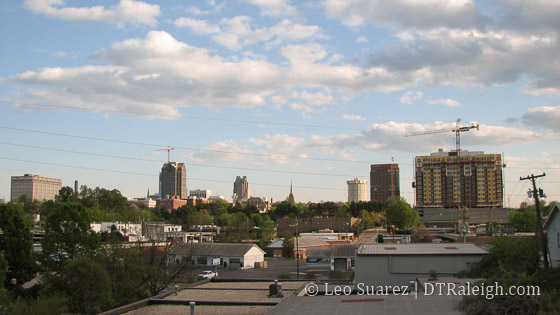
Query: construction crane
[
  {"left": 156, "top": 146, "right": 175, "bottom": 163},
  {"left": 405, "top": 118, "right": 479, "bottom": 152}
]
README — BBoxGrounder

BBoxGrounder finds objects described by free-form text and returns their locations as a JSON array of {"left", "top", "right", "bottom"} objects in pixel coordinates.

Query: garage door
[{"left": 333, "top": 258, "right": 347, "bottom": 271}]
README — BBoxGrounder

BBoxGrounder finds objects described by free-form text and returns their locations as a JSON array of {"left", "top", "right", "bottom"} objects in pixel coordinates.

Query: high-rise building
[
  {"left": 159, "top": 162, "right": 187, "bottom": 199},
  {"left": 370, "top": 164, "right": 400, "bottom": 202},
  {"left": 347, "top": 178, "right": 368, "bottom": 202},
  {"left": 233, "top": 176, "right": 250, "bottom": 203},
  {"left": 11, "top": 174, "right": 62, "bottom": 201},
  {"left": 414, "top": 149, "right": 503, "bottom": 208}
]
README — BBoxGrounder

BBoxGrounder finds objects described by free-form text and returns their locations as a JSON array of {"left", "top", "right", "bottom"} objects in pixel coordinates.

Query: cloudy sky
[{"left": 1, "top": 0, "right": 559, "bottom": 206}]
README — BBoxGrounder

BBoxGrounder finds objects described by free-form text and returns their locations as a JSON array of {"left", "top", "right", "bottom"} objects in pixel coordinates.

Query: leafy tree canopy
[{"left": 386, "top": 196, "right": 419, "bottom": 230}]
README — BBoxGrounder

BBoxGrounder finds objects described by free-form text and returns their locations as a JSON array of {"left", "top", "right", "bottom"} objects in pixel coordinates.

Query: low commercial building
[
  {"left": 355, "top": 243, "right": 488, "bottom": 287},
  {"left": 277, "top": 218, "right": 357, "bottom": 237},
  {"left": 156, "top": 196, "right": 187, "bottom": 211},
  {"left": 306, "top": 244, "right": 357, "bottom": 271},
  {"left": 168, "top": 243, "right": 265, "bottom": 269}
]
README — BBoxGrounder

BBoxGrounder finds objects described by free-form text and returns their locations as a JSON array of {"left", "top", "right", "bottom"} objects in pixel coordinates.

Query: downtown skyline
[{"left": 1, "top": 0, "right": 559, "bottom": 206}]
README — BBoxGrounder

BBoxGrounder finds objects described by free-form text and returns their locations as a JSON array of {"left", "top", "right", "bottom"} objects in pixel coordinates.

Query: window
[
  {"left": 230, "top": 258, "right": 241, "bottom": 264},
  {"left": 197, "top": 257, "right": 207, "bottom": 265}
]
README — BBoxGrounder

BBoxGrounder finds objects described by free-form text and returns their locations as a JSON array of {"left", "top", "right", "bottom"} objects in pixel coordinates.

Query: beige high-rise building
[
  {"left": 347, "top": 178, "right": 368, "bottom": 202},
  {"left": 414, "top": 149, "right": 503, "bottom": 208},
  {"left": 11, "top": 174, "right": 62, "bottom": 201}
]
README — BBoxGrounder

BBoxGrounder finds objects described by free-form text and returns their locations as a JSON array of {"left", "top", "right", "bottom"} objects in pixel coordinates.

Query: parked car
[{"left": 197, "top": 270, "right": 217, "bottom": 280}]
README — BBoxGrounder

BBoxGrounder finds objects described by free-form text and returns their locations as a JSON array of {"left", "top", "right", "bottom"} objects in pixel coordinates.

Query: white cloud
[
  {"left": 23, "top": 0, "right": 160, "bottom": 28},
  {"left": 521, "top": 105, "right": 560, "bottom": 133},
  {"left": 244, "top": 0, "right": 298, "bottom": 17},
  {"left": 356, "top": 36, "right": 368, "bottom": 43},
  {"left": 174, "top": 17, "right": 220, "bottom": 34},
  {"left": 177, "top": 16, "right": 323, "bottom": 50},
  {"left": 186, "top": 121, "right": 542, "bottom": 166},
  {"left": 426, "top": 98, "right": 462, "bottom": 107},
  {"left": 322, "top": 1, "right": 560, "bottom": 96},
  {"left": 341, "top": 114, "right": 366, "bottom": 121},
  {"left": 399, "top": 91, "right": 423, "bottom": 104}
]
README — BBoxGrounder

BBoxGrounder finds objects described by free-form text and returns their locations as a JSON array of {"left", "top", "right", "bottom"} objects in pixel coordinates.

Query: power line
[
  {"left": 0, "top": 157, "right": 347, "bottom": 191},
  {"left": 0, "top": 125, "right": 386, "bottom": 165},
  {"left": 0, "top": 99, "right": 366, "bottom": 131},
  {"left": 3, "top": 99, "right": 558, "bottom": 142},
  {"left": 0, "top": 141, "right": 366, "bottom": 178}
]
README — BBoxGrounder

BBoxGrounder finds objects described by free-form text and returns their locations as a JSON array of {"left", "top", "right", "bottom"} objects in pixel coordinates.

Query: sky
[{"left": 1, "top": 0, "right": 559, "bottom": 207}]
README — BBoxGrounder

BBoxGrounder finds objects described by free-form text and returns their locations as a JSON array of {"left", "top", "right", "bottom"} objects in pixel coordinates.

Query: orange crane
[
  {"left": 405, "top": 118, "right": 479, "bottom": 152},
  {"left": 156, "top": 146, "right": 175, "bottom": 162}
]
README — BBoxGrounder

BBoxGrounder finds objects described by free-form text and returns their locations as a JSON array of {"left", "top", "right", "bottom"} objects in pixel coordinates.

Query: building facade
[
  {"left": 370, "top": 164, "right": 400, "bottom": 202},
  {"left": 347, "top": 178, "right": 368, "bottom": 202},
  {"left": 233, "top": 176, "right": 250, "bottom": 203},
  {"left": 190, "top": 189, "right": 211, "bottom": 199},
  {"left": 414, "top": 149, "right": 503, "bottom": 208},
  {"left": 11, "top": 174, "right": 62, "bottom": 201},
  {"left": 159, "top": 162, "right": 187, "bottom": 199}
]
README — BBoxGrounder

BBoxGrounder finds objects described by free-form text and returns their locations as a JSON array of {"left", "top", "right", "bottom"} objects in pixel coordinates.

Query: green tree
[
  {"left": 56, "top": 257, "right": 113, "bottom": 314},
  {"left": 358, "top": 209, "right": 374, "bottom": 229},
  {"left": 467, "top": 237, "right": 540, "bottom": 278},
  {"left": 55, "top": 186, "right": 78, "bottom": 203},
  {"left": 41, "top": 202, "right": 100, "bottom": 271},
  {"left": 256, "top": 217, "right": 276, "bottom": 250},
  {"left": 0, "top": 251, "right": 8, "bottom": 304},
  {"left": 386, "top": 196, "right": 419, "bottom": 230},
  {"left": 508, "top": 209, "right": 537, "bottom": 232},
  {"left": 283, "top": 231, "right": 294, "bottom": 258},
  {"left": 0, "top": 203, "right": 35, "bottom": 288}
]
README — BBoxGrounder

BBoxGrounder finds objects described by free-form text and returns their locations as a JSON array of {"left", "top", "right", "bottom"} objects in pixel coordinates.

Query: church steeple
[{"left": 288, "top": 181, "right": 294, "bottom": 202}]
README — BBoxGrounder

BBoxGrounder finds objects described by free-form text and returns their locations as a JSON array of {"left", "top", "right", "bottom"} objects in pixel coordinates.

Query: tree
[
  {"left": 256, "top": 217, "right": 276, "bottom": 250},
  {"left": 41, "top": 202, "right": 100, "bottom": 271},
  {"left": 467, "top": 237, "right": 540, "bottom": 278},
  {"left": 51, "top": 257, "right": 113, "bottom": 314},
  {"left": 508, "top": 209, "right": 537, "bottom": 232},
  {"left": 283, "top": 231, "right": 294, "bottom": 258},
  {"left": 55, "top": 186, "right": 78, "bottom": 203},
  {"left": 386, "top": 197, "right": 419, "bottom": 230},
  {"left": 0, "top": 203, "right": 35, "bottom": 288}
]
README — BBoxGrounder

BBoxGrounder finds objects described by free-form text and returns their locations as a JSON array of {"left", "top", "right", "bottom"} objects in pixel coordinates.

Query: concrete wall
[{"left": 355, "top": 254, "right": 484, "bottom": 288}]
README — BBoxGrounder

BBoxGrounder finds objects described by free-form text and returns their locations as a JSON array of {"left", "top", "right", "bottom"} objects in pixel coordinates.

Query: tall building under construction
[
  {"left": 370, "top": 164, "right": 400, "bottom": 202},
  {"left": 414, "top": 149, "right": 503, "bottom": 208}
]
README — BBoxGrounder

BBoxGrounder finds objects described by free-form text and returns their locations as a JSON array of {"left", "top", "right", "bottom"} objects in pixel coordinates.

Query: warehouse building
[
  {"left": 168, "top": 243, "right": 265, "bottom": 269},
  {"left": 354, "top": 243, "right": 488, "bottom": 288}
]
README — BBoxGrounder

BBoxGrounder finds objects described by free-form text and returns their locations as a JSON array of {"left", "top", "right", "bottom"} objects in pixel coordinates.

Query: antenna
[{"left": 156, "top": 146, "right": 175, "bottom": 163}]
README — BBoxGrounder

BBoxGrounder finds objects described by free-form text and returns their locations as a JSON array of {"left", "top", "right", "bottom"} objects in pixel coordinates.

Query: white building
[
  {"left": 355, "top": 243, "right": 488, "bottom": 287},
  {"left": 347, "top": 178, "right": 368, "bottom": 202},
  {"left": 11, "top": 174, "right": 62, "bottom": 201},
  {"left": 168, "top": 243, "right": 265, "bottom": 269},
  {"left": 544, "top": 203, "right": 560, "bottom": 268},
  {"left": 190, "top": 189, "right": 211, "bottom": 199}
]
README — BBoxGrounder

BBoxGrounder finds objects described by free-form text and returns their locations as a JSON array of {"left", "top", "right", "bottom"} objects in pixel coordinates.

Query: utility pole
[
  {"left": 520, "top": 173, "right": 549, "bottom": 269},
  {"left": 296, "top": 217, "right": 299, "bottom": 280}
]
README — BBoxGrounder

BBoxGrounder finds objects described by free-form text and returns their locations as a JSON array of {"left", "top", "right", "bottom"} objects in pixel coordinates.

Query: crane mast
[{"left": 156, "top": 146, "right": 175, "bottom": 163}]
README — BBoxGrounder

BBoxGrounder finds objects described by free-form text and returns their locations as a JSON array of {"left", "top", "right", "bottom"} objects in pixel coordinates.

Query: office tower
[
  {"left": 11, "top": 174, "right": 62, "bottom": 201},
  {"left": 233, "top": 176, "right": 250, "bottom": 203},
  {"left": 347, "top": 178, "right": 368, "bottom": 202},
  {"left": 414, "top": 149, "right": 503, "bottom": 208},
  {"left": 370, "top": 164, "right": 400, "bottom": 202},
  {"left": 159, "top": 162, "right": 187, "bottom": 199}
]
